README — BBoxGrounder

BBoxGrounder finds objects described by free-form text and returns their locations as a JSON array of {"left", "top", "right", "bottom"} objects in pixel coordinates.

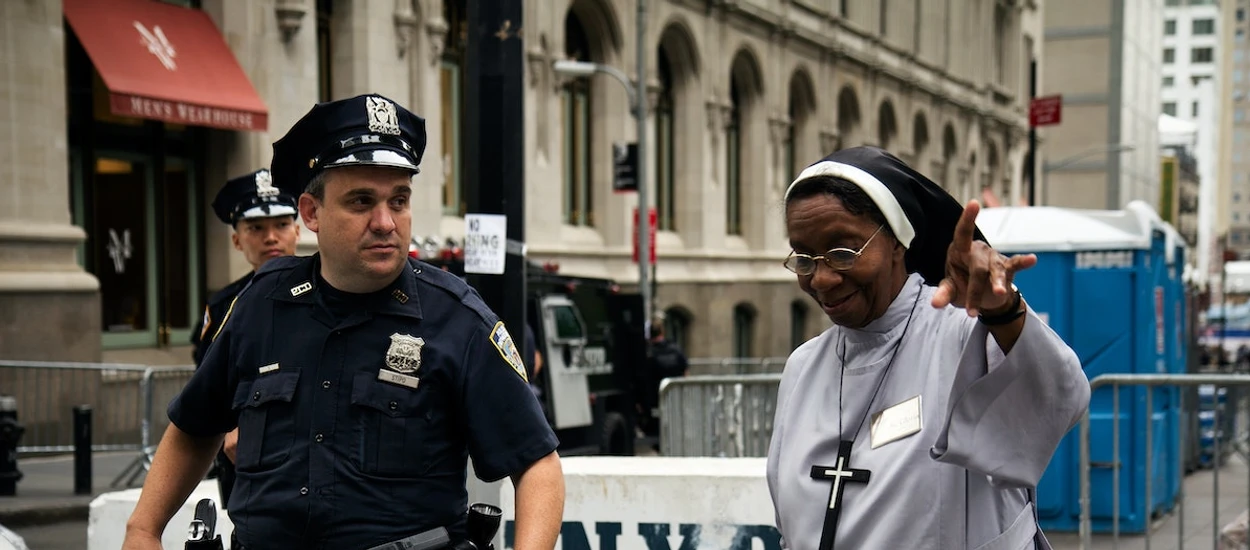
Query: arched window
[
  {"left": 733, "top": 303, "right": 756, "bottom": 358},
  {"left": 656, "top": 46, "right": 676, "bottom": 231},
  {"left": 790, "top": 301, "right": 809, "bottom": 351},
  {"left": 562, "top": 11, "right": 594, "bottom": 227},
  {"left": 440, "top": 0, "right": 467, "bottom": 216},
  {"left": 663, "top": 307, "right": 691, "bottom": 352}
]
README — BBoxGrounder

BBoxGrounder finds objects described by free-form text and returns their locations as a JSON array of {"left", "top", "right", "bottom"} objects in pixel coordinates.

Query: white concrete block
[
  {"left": 499, "top": 457, "right": 780, "bottom": 550},
  {"left": 89, "top": 480, "right": 233, "bottom": 550}
]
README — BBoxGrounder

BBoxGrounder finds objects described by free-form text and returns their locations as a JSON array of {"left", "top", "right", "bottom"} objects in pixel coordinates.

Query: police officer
[
  {"left": 191, "top": 168, "right": 300, "bottom": 365},
  {"left": 122, "top": 94, "right": 565, "bottom": 550},
  {"left": 190, "top": 168, "right": 300, "bottom": 512}
]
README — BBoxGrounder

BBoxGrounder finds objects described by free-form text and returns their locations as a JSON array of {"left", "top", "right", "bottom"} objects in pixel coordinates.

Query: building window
[
  {"left": 726, "top": 75, "right": 743, "bottom": 236},
  {"left": 562, "top": 11, "right": 594, "bottom": 227},
  {"left": 790, "top": 301, "right": 808, "bottom": 351},
  {"left": 733, "top": 303, "right": 756, "bottom": 359},
  {"left": 1163, "top": 76, "right": 1175, "bottom": 87},
  {"left": 1164, "top": 48, "right": 1175, "bottom": 64},
  {"left": 1164, "top": 102, "right": 1178, "bottom": 116},
  {"left": 993, "top": 4, "right": 1008, "bottom": 85},
  {"left": 663, "top": 307, "right": 691, "bottom": 353},
  {"left": 878, "top": 0, "right": 888, "bottom": 36},
  {"left": 1165, "top": 19, "right": 1177, "bottom": 35},
  {"left": 315, "top": 0, "right": 333, "bottom": 102},
  {"left": 1192, "top": 74, "right": 1213, "bottom": 85},
  {"left": 1192, "top": 19, "right": 1215, "bottom": 35},
  {"left": 1193, "top": 101, "right": 1200, "bottom": 117},
  {"left": 440, "top": 0, "right": 467, "bottom": 217},
  {"left": 1239, "top": 8, "right": 1246, "bottom": 21},
  {"left": 655, "top": 46, "right": 677, "bottom": 232},
  {"left": 1192, "top": 47, "right": 1214, "bottom": 63}
]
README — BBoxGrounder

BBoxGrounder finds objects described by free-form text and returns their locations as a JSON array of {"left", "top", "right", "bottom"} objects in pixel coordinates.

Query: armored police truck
[{"left": 411, "top": 240, "right": 647, "bottom": 456}]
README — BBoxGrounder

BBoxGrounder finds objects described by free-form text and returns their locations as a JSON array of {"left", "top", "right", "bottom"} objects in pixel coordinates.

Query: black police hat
[
  {"left": 270, "top": 94, "right": 427, "bottom": 197},
  {"left": 210, "top": 169, "right": 298, "bottom": 226}
]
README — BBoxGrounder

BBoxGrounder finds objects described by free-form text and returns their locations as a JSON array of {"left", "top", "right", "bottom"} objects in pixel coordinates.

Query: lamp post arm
[{"left": 595, "top": 64, "right": 638, "bottom": 113}]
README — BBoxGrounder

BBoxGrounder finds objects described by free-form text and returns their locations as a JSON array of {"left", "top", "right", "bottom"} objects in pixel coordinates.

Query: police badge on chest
[{"left": 379, "top": 333, "right": 423, "bottom": 389}]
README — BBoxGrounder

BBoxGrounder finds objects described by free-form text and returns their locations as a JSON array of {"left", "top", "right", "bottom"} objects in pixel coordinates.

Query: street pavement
[{"left": 2, "top": 449, "right": 1248, "bottom": 549}]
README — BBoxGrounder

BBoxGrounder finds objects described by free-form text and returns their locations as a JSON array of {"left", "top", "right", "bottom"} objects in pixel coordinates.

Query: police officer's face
[
  {"left": 300, "top": 166, "right": 413, "bottom": 292},
  {"left": 232, "top": 216, "right": 300, "bottom": 271}
]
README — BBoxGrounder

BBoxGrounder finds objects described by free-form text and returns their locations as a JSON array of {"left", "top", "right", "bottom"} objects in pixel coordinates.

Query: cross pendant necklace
[
  {"left": 807, "top": 280, "right": 923, "bottom": 550},
  {"left": 809, "top": 441, "right": 871, "bottom": 550}
]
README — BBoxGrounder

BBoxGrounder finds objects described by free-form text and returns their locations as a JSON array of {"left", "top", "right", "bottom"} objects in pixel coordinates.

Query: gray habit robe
[{"left": 765, "top": 273, "right": 1090, "bottom": 550}]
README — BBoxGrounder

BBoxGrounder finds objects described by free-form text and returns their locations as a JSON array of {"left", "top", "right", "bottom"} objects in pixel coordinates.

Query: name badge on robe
[{"left": 870, "top": 395, "right": 923, "bottom": 449}]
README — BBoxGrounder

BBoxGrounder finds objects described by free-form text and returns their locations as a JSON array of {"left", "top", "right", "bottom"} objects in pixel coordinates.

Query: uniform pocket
[
  {"left": 350, "top": 370, "right": 434, "bottom": 477},
  {"left": 231, "top": 370, "right": 300, "bottom": 472}
]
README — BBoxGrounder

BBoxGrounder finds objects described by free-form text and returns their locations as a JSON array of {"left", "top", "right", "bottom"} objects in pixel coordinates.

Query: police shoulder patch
[{"left": 489, "top": 321, "right": 528, "bottom": 383}]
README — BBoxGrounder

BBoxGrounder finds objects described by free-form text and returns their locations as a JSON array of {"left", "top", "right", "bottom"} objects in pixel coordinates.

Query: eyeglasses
[{"left": 783, "top": 225, "right": 884, "bottom": 276}]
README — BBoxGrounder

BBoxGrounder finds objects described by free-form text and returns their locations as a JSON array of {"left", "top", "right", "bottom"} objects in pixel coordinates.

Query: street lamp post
[
  {"left": 552, "top": 0, "right": 652, "bottom": 338},
  {"left": 1041, "top": 144, "right": 1135, "bottom": 206}
]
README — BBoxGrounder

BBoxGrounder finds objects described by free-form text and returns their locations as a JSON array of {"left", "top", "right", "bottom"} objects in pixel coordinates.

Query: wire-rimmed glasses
[{"left": 783, "top": 225, "right": 884, "bottom": 276}]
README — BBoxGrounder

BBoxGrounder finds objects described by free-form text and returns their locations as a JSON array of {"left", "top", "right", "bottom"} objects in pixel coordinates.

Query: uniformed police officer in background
[
  {"left": 122, "top": 94, "right": 565, "bottom": 550},
  {"left": 189, "top": 168, "right": 300, "bottom": 512}
]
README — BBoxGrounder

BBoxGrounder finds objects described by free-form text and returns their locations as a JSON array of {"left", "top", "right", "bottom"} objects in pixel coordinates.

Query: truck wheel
[{"left": 600, "top": 412, "right": 631, "bottom": 456}]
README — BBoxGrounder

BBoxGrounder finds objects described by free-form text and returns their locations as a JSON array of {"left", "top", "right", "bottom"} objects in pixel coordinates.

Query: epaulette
[
  {"left": 255, "top": 255, "right": 304, "bottom": 279},
  {"left": 409, "top": 258, "right": 498, "bottom": 327}
]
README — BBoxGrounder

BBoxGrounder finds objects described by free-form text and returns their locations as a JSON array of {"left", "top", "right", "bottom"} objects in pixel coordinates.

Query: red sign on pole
[
  {"left": 632, "top": 207, "right": 657, "bottom": 264},
  {"left": 1029, "top": 95, "right": 1063, "bottom": 127}
]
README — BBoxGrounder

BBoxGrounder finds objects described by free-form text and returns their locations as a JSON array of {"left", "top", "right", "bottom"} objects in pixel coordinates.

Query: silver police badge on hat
[
  {"left": 366, "top": 96, "right": 401, "bottom": 136},
  {"left": 385, "top": 333, "right": 424, "bottom": 374},
  {"left": 255, "top": 169, "right": 279, "bottom": 198}
]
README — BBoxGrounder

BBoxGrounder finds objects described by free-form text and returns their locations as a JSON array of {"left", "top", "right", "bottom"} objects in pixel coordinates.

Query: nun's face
[{"left": 786, "top": 194, "right": 907, "bottom": 328}]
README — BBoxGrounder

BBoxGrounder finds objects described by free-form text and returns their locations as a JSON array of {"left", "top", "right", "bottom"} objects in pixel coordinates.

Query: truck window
[{"left": 552, "top": 305, "right": 585, "bottom": 340}]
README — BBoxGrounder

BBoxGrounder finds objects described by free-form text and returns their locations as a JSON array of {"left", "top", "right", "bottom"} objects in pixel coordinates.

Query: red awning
[{"left": 63, "top": 0, "right": 268, "bottom": 132}]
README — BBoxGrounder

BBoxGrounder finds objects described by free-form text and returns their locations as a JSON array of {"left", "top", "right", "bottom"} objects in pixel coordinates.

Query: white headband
[{"left": 785, "top": 160, "right": 916, "bottom": 249}]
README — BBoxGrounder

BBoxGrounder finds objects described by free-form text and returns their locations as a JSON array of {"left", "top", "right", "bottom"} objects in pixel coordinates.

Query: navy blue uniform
[
  {"left": 190, "top": 272, "right": 254, "bottom": 366},
  {"left": 168, "top": 254, "right": 558, "bottom": 549}
]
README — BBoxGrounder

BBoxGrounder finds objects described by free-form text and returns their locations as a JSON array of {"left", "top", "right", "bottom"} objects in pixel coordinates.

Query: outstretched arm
[{"left": 122, "top": 425, "right": 224, "bottom": 549}]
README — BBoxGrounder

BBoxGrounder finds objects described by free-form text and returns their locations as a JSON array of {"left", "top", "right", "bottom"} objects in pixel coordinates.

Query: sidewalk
[{"left": 0, "top": 451, "right": 148, "bottom": 528}]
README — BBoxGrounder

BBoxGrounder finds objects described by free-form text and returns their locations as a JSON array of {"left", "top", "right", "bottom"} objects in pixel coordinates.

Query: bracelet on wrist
[{"left": 978, "top": 284, "right": 1025, "bottom": 326}]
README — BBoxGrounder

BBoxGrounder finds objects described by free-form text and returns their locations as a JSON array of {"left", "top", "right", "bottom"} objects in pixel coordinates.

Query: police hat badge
[
  {"left": 385, "top": 333, "right": 425, "bottom": 374},
  {"left": 271, "top": 93, "right": 428, "bottom": 198},
  {"left": 210, "top": 169, "right": 297, "bottom": 226}
]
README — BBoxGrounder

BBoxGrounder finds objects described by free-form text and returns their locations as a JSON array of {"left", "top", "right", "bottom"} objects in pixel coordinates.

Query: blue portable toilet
[{"left": 976, "top": 200, "right": 1185, "bottom": 534}]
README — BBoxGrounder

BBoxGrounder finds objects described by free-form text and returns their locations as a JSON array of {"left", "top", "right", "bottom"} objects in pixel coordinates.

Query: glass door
[
  {"left": 160, "top": 156, "right": 201, "bottom": 347},
  {"left": 91, "top": 152, "right": 159, "bottom": 348}
]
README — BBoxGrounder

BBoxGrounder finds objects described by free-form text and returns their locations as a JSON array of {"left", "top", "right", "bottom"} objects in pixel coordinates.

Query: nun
[{"left": 765, "top": 147, "right": 1091, "bottom": 550}]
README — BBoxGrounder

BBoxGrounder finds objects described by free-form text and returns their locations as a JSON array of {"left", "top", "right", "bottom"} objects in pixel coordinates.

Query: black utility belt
[{"left": 364, "top": 526, "right": 452, "bottom": 550}]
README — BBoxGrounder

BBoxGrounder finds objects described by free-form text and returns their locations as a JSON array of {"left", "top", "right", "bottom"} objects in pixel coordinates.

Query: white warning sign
[{"left": 464, "top": 213, "right": 507, "bottom": 275}]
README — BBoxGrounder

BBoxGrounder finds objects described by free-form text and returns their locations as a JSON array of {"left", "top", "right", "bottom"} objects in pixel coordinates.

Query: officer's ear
[{"left": 299, "top": 193, "right": 321, "bottom": 233}]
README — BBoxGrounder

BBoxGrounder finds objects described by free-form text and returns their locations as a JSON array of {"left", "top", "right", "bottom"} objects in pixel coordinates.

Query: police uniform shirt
[
  {"left": 191, "top": 168, "right": 297, "bottom": 367},
  {"left": 168, "top": 254, "right": 558, "bottom": 549},
  {"left": 190, "top": 273, "right": 253, "bottom": 366}
]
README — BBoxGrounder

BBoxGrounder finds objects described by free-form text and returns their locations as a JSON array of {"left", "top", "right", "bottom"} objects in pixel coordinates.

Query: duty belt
[{"left": 364, "top": 526, "right": 452, "bottom": 550}]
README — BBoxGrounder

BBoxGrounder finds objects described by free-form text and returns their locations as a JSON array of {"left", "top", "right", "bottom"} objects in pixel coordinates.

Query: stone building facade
[{"left": 0, "top": 0, "right": 1042, "bottom": 364}]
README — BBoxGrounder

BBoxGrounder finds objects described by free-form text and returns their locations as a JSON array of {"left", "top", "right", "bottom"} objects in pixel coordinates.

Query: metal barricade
[
  {"left": 1078, "top": 373, "right": 1250, "bottom": 550},
  {"left": 658, "top": 374, "right": 782, "bottom": 457},
  {"left": 686, "top": 357, "right": 789, "bottom": 376},
  {"left": 0, "top": 360, "right": 195, "bottom": 486}
]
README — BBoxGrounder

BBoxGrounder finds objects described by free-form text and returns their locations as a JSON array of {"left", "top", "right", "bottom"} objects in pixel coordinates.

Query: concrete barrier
[
  {"left": 88, "top": 457, "right": 777, "bottom": 550},
  {"left": 88, "top": 480, "right": 232, "bottom": 550},
  {"left": 500, "top": 457, "right": 777, "bottom": 550}
]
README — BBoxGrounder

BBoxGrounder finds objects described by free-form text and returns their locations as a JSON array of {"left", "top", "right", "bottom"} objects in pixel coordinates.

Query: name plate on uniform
[
  {"left": 870, "top": 395, "right": 922, "bottom": 449},
  {"left": 378, "top": 369, "right": 420, "bottom": 389}
]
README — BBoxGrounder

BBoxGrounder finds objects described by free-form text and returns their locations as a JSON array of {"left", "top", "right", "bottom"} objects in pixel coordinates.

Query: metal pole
[
  {"left": 1027, "top": 58, "right": 1037, "bottom": 205},
  {"left": 635, "top": 0, "right": 651, "bottom": 337}
]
